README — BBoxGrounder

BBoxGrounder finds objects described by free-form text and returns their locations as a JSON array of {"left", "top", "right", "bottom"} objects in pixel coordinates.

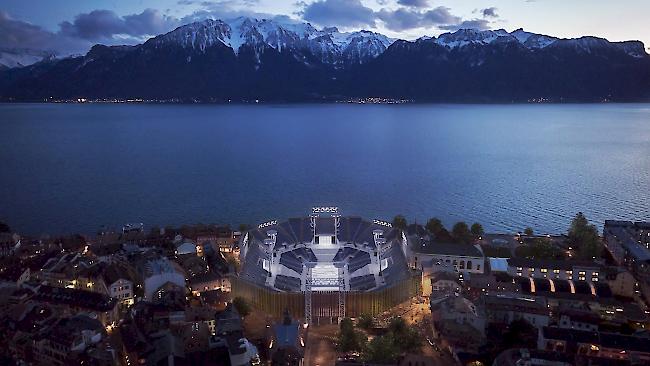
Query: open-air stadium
[{"left": 232, "top": 207, "right": 420, "bottom": 323}]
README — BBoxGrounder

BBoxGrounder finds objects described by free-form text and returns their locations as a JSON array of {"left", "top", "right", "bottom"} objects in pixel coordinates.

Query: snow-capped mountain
[
  {"left": 430, "top": 28, "right": 643, "bottom": 57},
  {"left": 0, "top": 48, "right": 54, "bottom": 69},
  {"left": 1, "top": 19, "right": 649, "bottom": 102},
  {"left": 147, "top": 17, "right": 393, "bottom": 65}
]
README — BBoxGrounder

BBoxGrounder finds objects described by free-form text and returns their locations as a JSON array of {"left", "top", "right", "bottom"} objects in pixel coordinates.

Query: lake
[{"left": 1, "top": 103, "right": 649, "bottom": 235}]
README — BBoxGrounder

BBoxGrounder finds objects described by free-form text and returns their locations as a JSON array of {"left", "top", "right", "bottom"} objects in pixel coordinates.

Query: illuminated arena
[{"left": 232, "top": 207, "right": 420, "bottom": 323}]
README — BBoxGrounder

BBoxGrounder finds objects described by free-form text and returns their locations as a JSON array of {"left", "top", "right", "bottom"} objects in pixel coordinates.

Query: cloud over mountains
[{"left": 0, "top": 0, "right": 499, "bottom": 56}]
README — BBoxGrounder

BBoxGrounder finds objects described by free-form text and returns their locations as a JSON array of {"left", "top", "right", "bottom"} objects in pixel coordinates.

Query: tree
[
  {"left": 238, "top": 223, "right": 250, "bottom": 233},
  {"left": 0, "top": 221, "right": 10, "bottom": 233},
  {"left": 363, "top": 335, "right": 399, "bottom": 364},
  {"left": 387, "top": 317, "right": 421, "bottom": 353},
  {"left": 426, "top": 218, "right": 444, "bottom": 237},
  {"left": 515, "top": 238, "right": 563, "bottom": 260},
  {"left": 470, "top": 222, "right": 484, "bottom": 239},
  {"left": 232, "top": 297, "right": 251, "bottom": 318},
  {"left": 568, "top": 212, "right": 602, "bottom": 260},
  {"left": 436, "top": 228, "right": 453, "bottom": 242},
  {"left": 524, "top": 227, "right": 534, "bottom": 236},
  {"left": 357, "top": 313, "right": 374, "bottom": 329},
  {"left": 392, "top": 215, "right": 407, "bottom": 233},
  {"left": 338, "top": 318, "right": 365, "bottom": 352},
  {"left": 452, "top": 222, "right": 472, "bottom": 244},
  {"left": 387, "top": 317, "right": 407, "bottom": 335}
]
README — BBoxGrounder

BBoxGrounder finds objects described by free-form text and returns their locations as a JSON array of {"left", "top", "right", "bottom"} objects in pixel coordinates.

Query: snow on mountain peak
[
  {"left": 148, "top": 16, "right": 393, "bottom": 64},
  {"left": 0, "top": 48, "right": 55, "bottom": 69},
  {"left": 145, "top": 19, "right": 646, "bottom": 64},
  {"left": 436, "top": 29, "right": 512, "bottom": 48},
  {"left": 432, "top": 28, "right": 563, "bottom": 50}
]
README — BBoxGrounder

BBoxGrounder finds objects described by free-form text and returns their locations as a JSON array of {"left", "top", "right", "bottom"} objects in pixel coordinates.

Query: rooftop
[
  {"left": 542, "top": 326, "right": 650, "bottom": 353},
  {"left": 507, "top": 257, "right": 600, "bottom": 270},
  {"left": 33, "top": 284, "right": 117, "bottom": 312}
]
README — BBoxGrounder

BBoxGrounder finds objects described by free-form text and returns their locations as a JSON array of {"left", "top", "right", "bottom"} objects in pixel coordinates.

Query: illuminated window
[
  {"left": 517, "top": 267, "right": 523, "bottom": 271},
  {"left": 592, "top": 272, "right": 599, "bottom": 277},
  {"left": 567, "top": 270, "right": 573, "bottom": 275},
  {"left": 541, "top": 268, "right": 548, "bottom": 273},
  {"left": 553, "top": 269, "right": 560, "bottom": 274},
  {"left": 579, "top": 271, "right": 586, "bottom": 275}
]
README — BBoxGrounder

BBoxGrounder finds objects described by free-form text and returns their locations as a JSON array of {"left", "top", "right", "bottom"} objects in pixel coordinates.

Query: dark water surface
[{"left": 1, "top": 103, "right": 649, "bottom": 235}]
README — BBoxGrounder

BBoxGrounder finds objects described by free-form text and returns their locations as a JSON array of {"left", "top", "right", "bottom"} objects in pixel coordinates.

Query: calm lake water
[{"left": 1, "top": 103, "right": 649, "bottom": 235}]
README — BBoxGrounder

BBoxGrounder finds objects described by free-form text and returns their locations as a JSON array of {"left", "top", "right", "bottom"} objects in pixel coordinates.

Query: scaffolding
[
  {"left": 305, "top": 268, "right": 313, "bottom": 325},
  {"left": 338, "top": 276, "right": 345, "bottom": 322}
]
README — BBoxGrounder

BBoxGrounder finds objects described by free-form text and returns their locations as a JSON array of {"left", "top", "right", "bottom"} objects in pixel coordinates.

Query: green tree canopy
[
  {"left": 386, "top": 317, "right": 422, "bottom": 354},
  {"left": 338, "top": 317, "right": 365, "bottom": 353},
  {"left": 363, "top": 317, "right": 422, "bottom": 362},
  {"left": 470, "top": 222, "right": 484, "bottom": 238},
  {"left": 238, "top": 223, "right": 250, "bottom": 233},
  {"left": 392, "top": 215, "right": 407, "bottom": 232},
  {"left": 515, "top": 238, "right": 563, "bottom": 260},
  {"left": 357, "top": 313, "right": 374, "bottom": 329},
  {"left": 568, "top": 212, "right": 602, "bottom": 260},
  {"left": 363, "top": 335, "right": 399, "bottom": 364},
  {"left": 387, "top": 317, "right": 407, "bottom": 335},
  {"left": 426, "top": 218, "right": 444, "bottom": 237},
  {"left": 452, "top": 222, "right": 472, "bottom": 244},
  {"left": 232, "top": 297, "right": 251, "bottom": 318}
]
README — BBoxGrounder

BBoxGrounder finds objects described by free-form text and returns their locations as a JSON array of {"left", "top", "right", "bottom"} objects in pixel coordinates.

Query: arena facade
[{"left": 232, "top": 207, "right": 420, "bottom": 323}]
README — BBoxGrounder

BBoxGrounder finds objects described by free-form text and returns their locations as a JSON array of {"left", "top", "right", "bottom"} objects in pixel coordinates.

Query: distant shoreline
[{"left": 2, "top": 98, "right": 649, "bottom": 105}]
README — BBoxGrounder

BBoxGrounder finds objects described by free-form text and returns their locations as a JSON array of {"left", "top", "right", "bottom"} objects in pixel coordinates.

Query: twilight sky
[{"left": 1, "top": 0, "right": 648, "bottom": 55}]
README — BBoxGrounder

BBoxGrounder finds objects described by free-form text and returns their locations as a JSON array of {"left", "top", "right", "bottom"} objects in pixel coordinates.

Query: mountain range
[{"left": 1, "top": 16, "right": 649, "bottom": 102}]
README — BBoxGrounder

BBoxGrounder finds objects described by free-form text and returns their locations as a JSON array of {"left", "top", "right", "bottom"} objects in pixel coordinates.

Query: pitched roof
[{"left": 411, "top": 240, "right": 483, "bottom": 257}]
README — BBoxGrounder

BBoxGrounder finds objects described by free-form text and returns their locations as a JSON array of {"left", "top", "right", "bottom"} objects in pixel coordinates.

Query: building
[
  {"left": 406, "top": 224, "right": 485, "bottom": 275},
  {"left": 506, "top": 258, "right": 602, "bottom": 282},
  {"left": 32, "top": 315, "right": 105, "bottom": 366},
  {"left": 32, "top": 284, "right": 118, "bottom": 326},
  {"left": 431, "top": 294, "right": 486, "bottom": 354},
  {"left": 539, "top": 326, "right": 650, "bottom": 364},
  {"left": 431, "top": 295, "right": 485, "bottom": 331},
  {"left": 604, "top": 220, "right": 650, "bottom": 302},
  {"left": 103, "top": 265, "right": 135, "bottom": 306},
  {"left": 557, "top": 308, "right": 600, "bottom": 332},
  {"left": 189, "top": 271, "right": 230, "bottom": 294},
  {"left": 493, "top": 349, "right": 573, "bottom": 366},
  {"left": 175, "top": 240, "right": 199, "bottom": 257},
  {"left": 196, "top": 227, "right": 236, "bottom": 253},
  {"left": 604, "top": 267, "right": 637, "bottom": 298},
  {"left": 429, "top": 271, "right": 461, "bottom": 297},
  {"left": 233, "top": 208, "right": 419, "bottom": 321},
  {"left": 212, "top": 304, "right": 261, "bottom": 366},
  {"left": 464, "top": 272, "right": 520, "bottom": 299},
  {"left": 138, "top": 257, "right": 187, "bottom": 301},
  {"left": 482, "top": 294, "right": 550, "bottom": 329},
  {"left": 269, "top": 310, "right": 304, "bottom": 365}
]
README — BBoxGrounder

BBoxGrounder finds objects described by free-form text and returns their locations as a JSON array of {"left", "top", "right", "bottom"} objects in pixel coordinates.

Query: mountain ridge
[{"left": 1, "top": 16, "right": 649, "bottom": 102}]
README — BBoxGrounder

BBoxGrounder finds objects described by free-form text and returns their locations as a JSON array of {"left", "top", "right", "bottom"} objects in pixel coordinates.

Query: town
[{"left": 1, "top": 208, "right": 649, "bottom": 366}]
